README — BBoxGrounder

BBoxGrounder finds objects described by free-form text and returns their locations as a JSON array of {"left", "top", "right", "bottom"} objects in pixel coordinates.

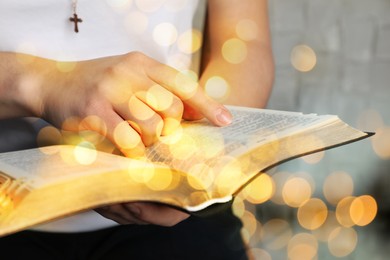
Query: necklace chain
[{"left": 72, "top": 0, "right": 78, "bottom": 14}]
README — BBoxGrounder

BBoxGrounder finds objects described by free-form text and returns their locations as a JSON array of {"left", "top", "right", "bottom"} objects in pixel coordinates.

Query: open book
[{"left": 0, "top": 106, "right": 372, "bottom": 237}]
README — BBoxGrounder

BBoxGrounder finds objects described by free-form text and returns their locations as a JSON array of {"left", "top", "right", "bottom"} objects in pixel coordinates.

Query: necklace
[{"left": 69, "top": 0, "right": 82, "bottom": 33}]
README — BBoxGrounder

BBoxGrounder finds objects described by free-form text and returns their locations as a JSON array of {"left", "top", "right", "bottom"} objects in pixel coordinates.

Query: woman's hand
[
  {"left": 95, "top": 202, "right": 189, "bottom": 226},
  {"left": 1, "top": 51, "right": 232, "bottom": 156},
  {"left": 0, "top": 51, "right": 233, "bottom": 226}
]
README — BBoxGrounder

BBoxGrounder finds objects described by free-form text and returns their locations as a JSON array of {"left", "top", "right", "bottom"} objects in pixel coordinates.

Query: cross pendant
[{"left": 69, "top": 13, "right": 82, "bottom": 33}]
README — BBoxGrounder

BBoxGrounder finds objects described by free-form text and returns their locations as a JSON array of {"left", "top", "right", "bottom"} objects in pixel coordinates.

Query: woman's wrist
[{"left": 0, "top": 52, "right": 46, "bottom": 119}]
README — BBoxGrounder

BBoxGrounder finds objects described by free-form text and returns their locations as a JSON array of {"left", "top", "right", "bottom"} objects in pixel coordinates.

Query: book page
[
  {"left": 217, "top": 106, "right": 337, "bottom": 155},
  {"left": 0, "top": 106, "right": 337, "bottom": 190},
  {"left": 144, "top": 106, "right": 338, "bottom": 189},
  {"left": 146, "top": 106, "right": 336, "bottom": 170},
  {"left": 0, "top": 146, "right": 152, "bottom": 189}
]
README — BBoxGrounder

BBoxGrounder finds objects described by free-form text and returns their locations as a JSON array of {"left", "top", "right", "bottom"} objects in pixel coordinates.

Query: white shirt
[{"left": 0, "top": 0, "right": 206, "bottom": 232}]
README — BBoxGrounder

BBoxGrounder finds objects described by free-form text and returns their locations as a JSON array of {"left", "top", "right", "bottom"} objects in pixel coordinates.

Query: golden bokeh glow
[
  {"left": 236, "top": 19, "right": 259, "bottom": 41},
  {"left": 246, "top": 248, "right": 272, "bottom": 260},
  {"left": 159, "top": 125, "right": 183, "bottom": 145},
  {"left": 163, "top": 0, "right": 188, "bottom": 12},
  {"left": 161, "top": 117, "right": 180, "bottom": 136},
  {"left": 56, "top": 61, "right": 77, "bottom": 73},
  {"left": 335, "top": 196, "right": 356, "bottom": 227},
  {"left": 311, "top": 211, "right": 340, "bottom": 242},
  {"left": 297, "top": 198, "right": 328, "bottom": 230},
  {"left": 168, "top": 133, "right": 196, "bottom": 160},
  {"left": 287, "top": 233, "right": 318, "bottom": 260},
  {"left": 232, "top": 196, "right": 246, "bottom": 218},
  {"left": 61, "top": 131, "right": 84, "bottom": 148},
  {"left": 282, "top": 177, "right": 312, "bottom": 207},
  {"left": 215, "top": 157, "right": 243, "bottom": 195},
  {"left": 181, "top": 69, "right": 199, "bottom": 82},
  {"left": 328, "top": 227, "right": 358, "bottom": 257},
  {"left": 323, "top": 171, "right": 354, "bottom": 205},
  {"left": 290, "top": 44, "right": 317, "bottom": 72},
  {"left": 300, "top": 150, "right": 324, "bottom": 164},
  {"left": 106, "top": 0, "right": 132, "bottom": 10},
  {"left": 0, "top": 192, "right": 12, "bottom": 209},
  {"left": 145, "top": 85, "right": 174, "bottom": 112},
  {"left": 167, "top": 53, "right": 192, "bottom": 71},
  {"left": 135, "top": 0, "right": 164, "bottom": 12},
  {"left": 357, "top": 109, "right": 384, "bottom": 132},
  {"left": 187, "top": 164, "right": 214, "bottom": 190},
  {"left": 128, "top": 95, "right": 156, "bottom": 121},
  {"left": 100, "top": 76, "right": 132, "bottom": 105},
  {"left": 250, "top": 138, "right": 280, "bottom": 161},
  {"left": 178, "top": 29, "right": 203, "bottom": 54},
  {"left": 350, "top": 195, "right": 377, "bottom": 226},
  {"left": 261, "top": 219, "right": 292, "bottom": 250},
  {"left": 79, "top": 115, "right": 108, "bottom": 144},
  {"left": 242, "top": 174, "right": 274, "bottom": 204},
  {"left": 222, "top": 38, "right": 248, "bottom": 64},
  {"left": 241, "top": 210, "right": 258, "bottom": 239},
  {"left": 145, "top": 169, "right": 174, "bottom": 191},
  {"left": 135, "top": 0, "right": 165, "bottom": 13},
  {"left": 270, "top": 171, "right": 292, "bottom": 205},
  {"left": 371, "top": 126, "right": 390, "bottom": 159},
  {"left": 37, "top": 126, "right": 63, "bottom": 149},
  {"left": 193, "top": 132, "right": 225, "bottom": 159},
  {"left": 153, "top": 22, "right": 178, "bottom": 47},
  {"left": 174, "top": 72, "right": 198, "bottom": 99},
  {"left": 61, "top": 116, "right": 82, "bottom": 131},
  {"left": 129, "top": 168, "right": 154, "bottom": 183},
  {"left": 59, "top": 145, "right": 78, "bottom": 165},
  {"left": 73, "top": 142, "right": 97, "bottom": 165},
  {"left": 127, "top": 159, "right": 155, "bottom": 183},
  {"left": 113, "top": 121, "right": 141, "bottom": 149},
  {"left": 205, "top": 76, "right": 230, "bottom": 101}
]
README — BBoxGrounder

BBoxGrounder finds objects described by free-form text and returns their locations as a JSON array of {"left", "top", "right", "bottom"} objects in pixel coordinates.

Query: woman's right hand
[{"left": 0, "top": 51, "right": 232, "bottom": 156}]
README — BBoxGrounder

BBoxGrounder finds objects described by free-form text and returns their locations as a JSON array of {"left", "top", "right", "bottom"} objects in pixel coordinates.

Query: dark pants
[
  {"left": 0, "top": 119, "right": 248, "bottom": 260},
  {"left": 0, "top": 208, "right": 247, "bottom": 260}
]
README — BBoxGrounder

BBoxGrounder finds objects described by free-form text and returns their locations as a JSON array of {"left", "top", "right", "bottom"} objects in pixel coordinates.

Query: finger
[
  {"left": 128, "top": 202, "right": 189, "bottom": 227},
  {"left": 95, "top": 207, "right": 134, "bottom": 225},
  {"left": 136, "top": 84, "right": 183, "bottom": 135},
  {"left": 76, "top": 115, "right": 109, "bottom": 144},
  {"left": 183, "top": 86, "right": 233, "bottom": 126},
  {"left": 60, "top": 107, "right": 144, "bottom": 157},
  {"left": 144, "top": 61, "right": 232, "bottom": 126},
  {"left": 97, "top": 108, "right": 145, "bottom": 157},
  {"left": 114, "top": 95, "right": 163, "bottom": 146},
  {"left": 95, "top": 205, "right": 148, "bottom": 225}
]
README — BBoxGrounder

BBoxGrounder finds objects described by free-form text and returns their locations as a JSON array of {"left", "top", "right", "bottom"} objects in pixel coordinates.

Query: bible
[{"left": 0, "top": 106, "right": 372, "bottom": 237}]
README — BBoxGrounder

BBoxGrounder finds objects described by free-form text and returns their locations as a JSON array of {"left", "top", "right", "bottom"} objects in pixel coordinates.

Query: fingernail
[{"left": 216, "top": 107, "right": 232, "bottom": 125}]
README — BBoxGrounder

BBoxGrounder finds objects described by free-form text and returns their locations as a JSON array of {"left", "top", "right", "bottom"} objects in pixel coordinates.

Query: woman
[{"left": 0, "top": 0, "right": 273, "bottom": 258}]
